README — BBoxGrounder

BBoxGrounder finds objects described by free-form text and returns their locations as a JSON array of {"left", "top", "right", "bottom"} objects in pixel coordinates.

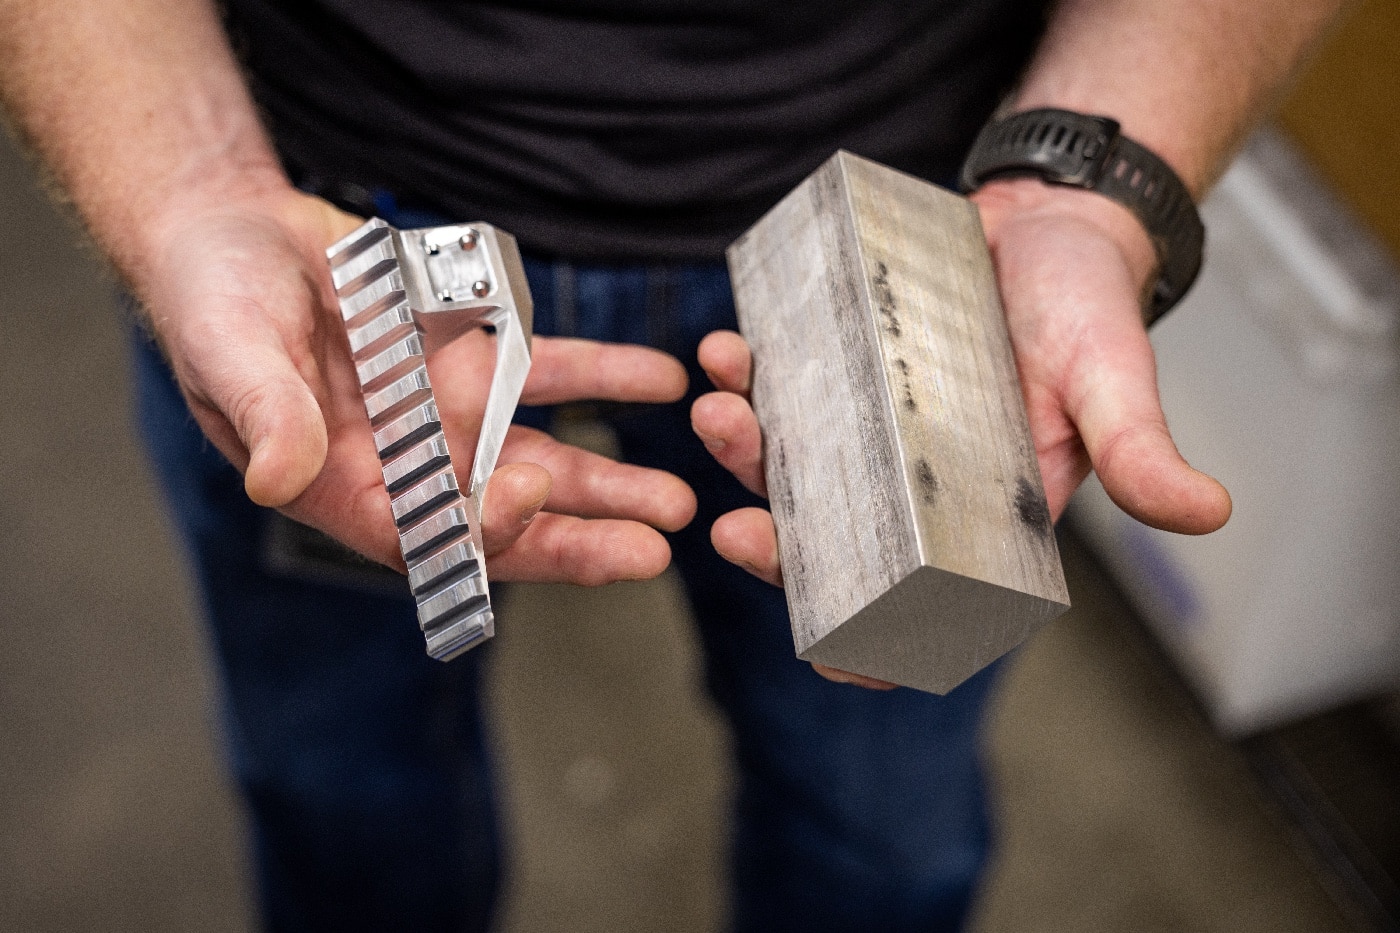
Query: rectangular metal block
[{"left": 727, "top": 151, "right": 1070, "bottom": 694}]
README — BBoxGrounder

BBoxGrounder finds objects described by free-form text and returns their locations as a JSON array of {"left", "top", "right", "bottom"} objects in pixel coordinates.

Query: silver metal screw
[
  {"left": 471, "top": 280, "right": 490, "bottom": 298},
  {"left": 459, "top": 230, "right": 479, "bottom": 251}
]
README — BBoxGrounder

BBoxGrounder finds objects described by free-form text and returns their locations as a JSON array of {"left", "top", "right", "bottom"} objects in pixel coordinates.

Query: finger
[
  {"left": 480, "top": 462, "right": 553, "bottom": 555},
  {"left": 487, "top": 513, "right": 673, "bottom": 585},
  {"left": 176, "top": 317, "right": 329, "bottom": 508},
  {"left": 501, "top": 427, "right": 697, "bottom": 532},
  {"left": 1064, "top": 312, "right": 1231, "bottom": 537},
  {"left": 690, "top": 391, "right": 767, "bottom": 497},
  {"left": 710, "top": 507, "right": 782, "bottom": 587},
  {"left": 983, "top": 188, "right": 1228, "bottom": 535},
  {"left": 1037, "top": 436, "right": 1092, "bottom": 525},
  {"left": 811, "top": 663, "right": 898, "bottom": 691},
  {"left": 697, "top": 330, "right": 752, "bottom": 395},
  {"left": 523, "top": 338, "right": 689, "bottom": 405},
  {"left": 244, "top": 378, "right": 329, "bottom": 507},
  {"left": 712, "top": 509, "right": 896, "bottom": 691}
]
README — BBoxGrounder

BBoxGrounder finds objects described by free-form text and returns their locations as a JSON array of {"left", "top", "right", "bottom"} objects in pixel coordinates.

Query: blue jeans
[{"left": 132, "top": 235, "right": 1000, "bottom": 932}]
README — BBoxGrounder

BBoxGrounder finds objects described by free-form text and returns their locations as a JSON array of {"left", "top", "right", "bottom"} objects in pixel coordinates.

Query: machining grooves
[{"left": 326, "top": 218, "right": 533, "bottom": 661}]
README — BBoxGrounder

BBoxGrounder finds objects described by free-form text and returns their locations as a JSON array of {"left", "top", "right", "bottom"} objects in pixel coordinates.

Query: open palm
[
  {"left": 690, "top": 179, "right": 1231, "bottom": 687},
  {"left": 139, "top": 189, "right": 696, "bottom": 584}
]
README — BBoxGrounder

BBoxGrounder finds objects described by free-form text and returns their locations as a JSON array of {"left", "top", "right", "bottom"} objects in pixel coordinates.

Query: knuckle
[{"left": 225, "top": 379, "right": 282, "bottom": 445}]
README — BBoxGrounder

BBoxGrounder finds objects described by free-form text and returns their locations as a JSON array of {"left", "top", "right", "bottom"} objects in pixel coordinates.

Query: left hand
[{"left": 691, "top": 177, "right": 1232, "bottom": 689}]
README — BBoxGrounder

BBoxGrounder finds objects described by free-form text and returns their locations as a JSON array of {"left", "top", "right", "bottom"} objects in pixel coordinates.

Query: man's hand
[
  {"left": 0, "top": 0, "right": 696, "bottom": 586},
  {"left": 691, "top": 179, "right": 1233, "bottom": 689},
  {"left": 969, "top": 178, "right": 1232, "bottom": 530},
  {"left": 145, "top": 187, "right": 696, "bottom": 584},
  {"left": 688, "top": 0, "right": 1345, "bottom": 688}
]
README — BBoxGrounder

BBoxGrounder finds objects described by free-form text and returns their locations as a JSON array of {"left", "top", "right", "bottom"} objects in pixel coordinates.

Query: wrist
[
  {"left": 123, "top": 175, "right": 363, "bottom": 343},
  {"left": 970, "top": 176, "right": 1160, "bottom": 301},
  {"left": 1002, "top": 92, "right": 1208, "bottom": 200},
  {"left": 961, "top": 107, "right": 1205, "bottom": 320},
  {"left": 44, "top": 58, "right": 297, "bottom": 290},
  {"left": 122, "top": 157, "right": 294, "bottom": 286}
]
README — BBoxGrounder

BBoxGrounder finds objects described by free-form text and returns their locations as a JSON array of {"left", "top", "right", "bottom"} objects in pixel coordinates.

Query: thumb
[
  {"left": 480, "top": 462, "right": 553, "bottom": 556},
  {"left": 1066, "top": 317, "right": 1231, "bottom": 536},
  {"left": 241, "top": 370, "right": 329, "bottom": 507},
  {"left": 178, "top": 319, "right": 329, "bottom": 508}
]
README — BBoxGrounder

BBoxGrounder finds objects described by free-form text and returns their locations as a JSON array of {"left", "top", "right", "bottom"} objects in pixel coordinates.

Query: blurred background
[{"left": 2, "top": 2, "right": 1398, "bottom": 930}]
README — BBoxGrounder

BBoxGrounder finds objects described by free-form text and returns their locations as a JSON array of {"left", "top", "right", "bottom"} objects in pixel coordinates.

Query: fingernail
[
  {"left": 694, "top": 429, "right": 727, "bottom": 453},
  {"left": 722, "top": 552, "right": 765, "bottom": 579},
  {"left": 520, "top": 490, "right": 549, "bottom": 526}
]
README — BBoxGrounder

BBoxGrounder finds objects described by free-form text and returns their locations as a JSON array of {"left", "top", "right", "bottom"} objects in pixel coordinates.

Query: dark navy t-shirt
[{"left": 224, "top": 0, "right": 1047, "bottom": 259}]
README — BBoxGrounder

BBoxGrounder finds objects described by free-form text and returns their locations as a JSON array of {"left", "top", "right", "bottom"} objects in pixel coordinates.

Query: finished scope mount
[{"left": 326, "top": 218, "right": 533, "bottom": 661}]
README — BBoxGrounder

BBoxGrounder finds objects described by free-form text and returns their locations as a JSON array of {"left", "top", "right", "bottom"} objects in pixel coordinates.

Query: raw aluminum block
[{"left": 727, "top": 151, "right": 1070, "bottom": 694}]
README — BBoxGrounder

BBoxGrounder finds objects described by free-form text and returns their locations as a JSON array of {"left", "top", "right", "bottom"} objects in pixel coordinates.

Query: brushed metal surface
[
  {"left": 727, "top": 150, "right": 1070, "bottom": 693},
  {"left": 326, "top": 218, "right": 533, "bottom": 661}
]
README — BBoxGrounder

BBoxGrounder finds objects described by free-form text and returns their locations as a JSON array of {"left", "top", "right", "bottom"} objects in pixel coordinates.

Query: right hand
[
  {"left": 137, "top": 186, "right": 696, "bottom": 584},
  {"left": 691, "top": 180, "right": 1236, "bottom": 689}
]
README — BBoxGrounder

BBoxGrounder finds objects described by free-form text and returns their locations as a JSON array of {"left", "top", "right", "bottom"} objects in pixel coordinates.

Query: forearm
[
  {"left": 968, "top": 0, "right": 1347, "bottom": 320},
  {"left": 0, "top": 0, "right": 288, "bottom": 288},
  {"left": 1013, "top": 0, "right": 1345, "bottom": 197},
  {"left": 949, "top": 2, "right": 1347, "bottom": 537}
]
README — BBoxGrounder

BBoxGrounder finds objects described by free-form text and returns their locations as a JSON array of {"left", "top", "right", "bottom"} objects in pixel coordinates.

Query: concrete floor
[{"left": 0, "top": 127, "right": 1358, "bottom": 932}]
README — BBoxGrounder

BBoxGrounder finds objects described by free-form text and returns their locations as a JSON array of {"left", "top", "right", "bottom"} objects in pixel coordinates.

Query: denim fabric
[{"left": 132, "top": 233, "right": 1000, "bottom": 932}]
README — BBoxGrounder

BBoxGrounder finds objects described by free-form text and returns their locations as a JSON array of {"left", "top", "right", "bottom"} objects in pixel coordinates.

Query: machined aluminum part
[{"left": 326, "top": 218, "right": 533, "bottom": 661}]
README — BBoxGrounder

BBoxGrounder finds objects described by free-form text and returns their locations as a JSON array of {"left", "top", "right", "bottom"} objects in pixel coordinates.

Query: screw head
[
  {"left": 471, "top": 280, "right": 490, "bottom": 298},
  {"left": 459, "top": 230, "right": 479, "bottom": 251}
]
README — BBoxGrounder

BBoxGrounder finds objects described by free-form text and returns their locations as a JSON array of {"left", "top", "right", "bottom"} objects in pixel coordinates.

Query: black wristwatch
[{"left": 959, "top": 108, "right": 1204, "bottom": 326}]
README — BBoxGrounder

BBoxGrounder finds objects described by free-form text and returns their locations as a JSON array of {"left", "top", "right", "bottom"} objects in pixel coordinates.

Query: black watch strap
[{"left": 959, "top": 108, "right": 1204, "bottom": 325}]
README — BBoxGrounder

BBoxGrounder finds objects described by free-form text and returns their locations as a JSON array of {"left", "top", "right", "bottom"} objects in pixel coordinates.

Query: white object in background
[{"left": 1067, "top": 129, "right": 1400, "bottom": 736}]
